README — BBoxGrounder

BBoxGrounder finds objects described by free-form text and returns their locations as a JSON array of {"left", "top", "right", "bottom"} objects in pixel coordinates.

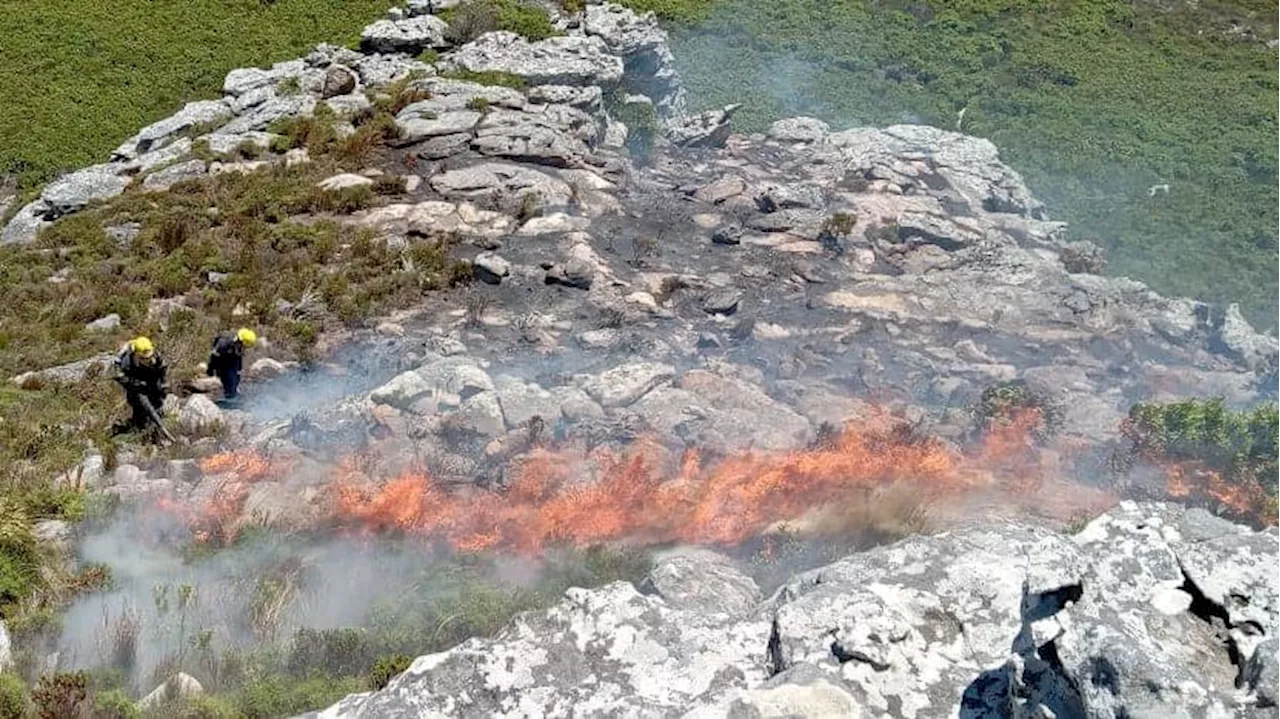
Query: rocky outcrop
[
  {"left": 581, "top": 2, "right": 685, "bottom": 117},
  {"left": 307, "top": 503, "right": 1278, "bottom": 718},
  {"left": 445, "top": 32, "right": 624, "bottom": 88}
]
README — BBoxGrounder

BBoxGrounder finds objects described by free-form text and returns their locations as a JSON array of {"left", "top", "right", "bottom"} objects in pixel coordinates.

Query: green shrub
[
  {"left": 441, "top": 0, "right": 559, "bottom": 43},
  {"left": 416, "top": 49, "right": 440, "bottom": 64},
  {"left": 288, "top": 628, "right": 372, "bottom": 678},
  {"left": 615, "top": 0, "right": 716, "bottom": 22},
  {"left": 606, "top": 95, "right": 659, "bottom": 161},
  {"left": 0, "top": 499, "right": 39, "bottom": 606},
  {"left": 368, "top": 654, "right": 413, "bottom": 691},
  {"left": 144, "top": 694, "right": 242, "bottom": 719},
  {"left": 1116, "top": 398, "right": 1278, "bottom": 517},
  {"left": 236, "top": 675, "right": 365, "bottom": 719},
  {"left": 92, "top": 688, "right": 140, "bottom": 719},
  {"left": 0, "top": 674, "right": 28, "bottom": 719}
]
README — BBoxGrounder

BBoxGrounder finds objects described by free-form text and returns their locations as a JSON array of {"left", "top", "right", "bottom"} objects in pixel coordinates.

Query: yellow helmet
[
  {"left": 237, "top": 328, "right": 258, "bottom": 347},
  {"left": 130, "top": 336, "right": 155, "bottom": 358}
]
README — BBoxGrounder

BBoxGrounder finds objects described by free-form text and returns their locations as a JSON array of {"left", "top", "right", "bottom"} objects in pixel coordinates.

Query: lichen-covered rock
[
  {"left": 1216, "top": 303, "right": 1277, "bottom": 372},
  {"left": 768, "top": 116, "right": 830, "bottom": 143},
  {"left": 360, "top": 16, "right": 448, "bottom": 53},
  {"left": 142, "top": 159, "right": 207, "bottom": 191},
  {"left": 639, "top": 549, "right": 761, "bottom": 618},
  {"left": 305, "top": 581, "right": 772, "bottom": 719},
  {"left": 1, "top": 200, "right": 51, "bottom": 245},
  {"left": 40, "top": 166, "right": 130, "bottom": 218},
  {"left": 582, "top": 3, "right": 684, "bottom": 116},
  {"left": 666, "top": 104, "right": 738, "bottom": 148},
  {"left": 369, "top": 356, "right": 494, "bottom": 415},
  {"left": 429, "top": 162, "right": 573, "bottom": 210},
  {"left": 446, "top": 32, "right": 624, "bottom": 87},
  {"left": 178, "top": 395, "right": 224, "bottom": 435},
  {"left": 308, "top": 503, "right": 1278, "bottom": 718},
  {"left": 112, "top": 100, "right": 232, "bottom": 159}
]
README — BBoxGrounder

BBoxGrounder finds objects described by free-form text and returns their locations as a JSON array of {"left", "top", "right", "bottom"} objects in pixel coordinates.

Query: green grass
[
  {"left": 663, "top": 0, "right": 1278, "bottom": 328},
  {"left": 0, "top": 110, "right": 471, "bottom": 617},
  {"left": 0, "top": 0, "right": 390, "bottom": 191},
  {"left": 440, "top": 69, "right": 530, "bottom": 89}
]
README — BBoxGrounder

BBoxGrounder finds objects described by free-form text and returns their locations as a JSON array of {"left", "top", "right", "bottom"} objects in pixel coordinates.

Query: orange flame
[
  {"left": 332, "top": 419, "right": 1034, "bottom": 554},
  {"left": 1163, "top": 462, "right": 1270, "bottom": 520},
  {"left": 159, "top": 449, "right": 296, "bottom": 546}
]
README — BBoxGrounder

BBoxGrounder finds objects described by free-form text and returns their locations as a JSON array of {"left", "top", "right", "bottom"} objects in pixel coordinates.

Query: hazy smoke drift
[{"left": 58, "top": 508, "right": 446, "bottom": 686}]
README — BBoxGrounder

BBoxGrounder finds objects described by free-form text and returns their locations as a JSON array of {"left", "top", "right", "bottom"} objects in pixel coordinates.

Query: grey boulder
[
  {"left": 360, "top": 15, "right": 448, "bottom": 53},
  {"left": 40, "top": 167, "right": 130, "bottom": 218},
  {"left": 446, "top": 32, "right": 624, "bottom": 87}
]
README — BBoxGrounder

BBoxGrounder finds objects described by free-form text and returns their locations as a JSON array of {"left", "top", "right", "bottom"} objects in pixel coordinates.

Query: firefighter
[
  {"left": 207, "top": 327, "right": 257, "bottom": 403},
  {"left": 113, "top": 336, "right": 168, "bottom": 435}
]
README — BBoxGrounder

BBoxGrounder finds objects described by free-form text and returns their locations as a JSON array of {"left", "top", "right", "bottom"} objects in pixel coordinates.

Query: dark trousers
[
  {"left": 125, "top": 388, "right": 166, "bottom": 429},
  {"left": 217, "top": 364, "right": 241, "bottom": 399}
]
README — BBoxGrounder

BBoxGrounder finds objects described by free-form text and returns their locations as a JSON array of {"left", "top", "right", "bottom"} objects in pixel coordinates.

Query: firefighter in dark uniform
[
  {"left": 113, "top": 336, "right": 168, "bottom": 435},
  {"left": 207, "top": 327, "right": 257, "bottom": 403}
]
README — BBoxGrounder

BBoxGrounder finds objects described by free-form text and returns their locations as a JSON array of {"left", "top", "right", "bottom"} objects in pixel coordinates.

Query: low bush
[
  {"left": 0, "top": 674, "right": 27, "bottom": 719},
  {"left": 440, "top": 0, "right": 559, "bottom": 44},
  {"left": 237, "top": 674, "right": 365, "bottom": 719},
  {"left": 1116, "top": 398, "right": 1278, "bottom": 519},
  {"left": 30, "top": 671, "right": 89, "bottom": 719},
  {"left": 973, "top": 380, "right": 1063, "bottom": 441},
  {"left": 606, "top": 95, "right": 659, "bottom": 162},
  {"left": 367, "top": 653, "right": 412, "bottom": 691},
  {"left": 615, "top": 0, "right": 716, "bottom": 22},
  {"left": 92, "top": 688, "right": 140, "bottom": 719}
]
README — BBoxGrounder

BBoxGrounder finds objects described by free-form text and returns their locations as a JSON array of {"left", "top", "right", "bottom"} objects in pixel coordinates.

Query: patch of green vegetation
[
  {"left": 142, "top": 694, "right": 241, "bottom": 719},
  {"left": 665, "top": 0, "right": 1278, "bottom": 327},
  {"left": 0, "top": 0, "right": 390, "bottom": 190},
  {"left": 238, "top": 675, "right": 366, "bottom": 719},
  {"left": 0, "top": 673, "right": 28, "bottom": 719},
  {"left": 75, "top": 546, "right": 652, "bottom": 718},
  {"left": 367, "top": 653, "right": 412, "bottom": 691},
  {"left": 441, "top": 0, "right": 560, "bottom": 44},
  {"left": 441, "top": 69, "right": 528, "bottom": 90},
  {"left": 606, "top": 95, "right": 660, "bottom": 162},
  {"left": 616, "top": 0, "right": 717, "bottom": 23},
  {"left": 92, "top": 688, "right": 140, "bottom": 719},
  {"left": 416, "top": 49, "right": 440, "bottom": 65},
  {"left": 1117, "top": 397, "right": 1278, "bottom": 517},
  {"left": 0, "top": 121, "right": 470, "bottom": 612}
]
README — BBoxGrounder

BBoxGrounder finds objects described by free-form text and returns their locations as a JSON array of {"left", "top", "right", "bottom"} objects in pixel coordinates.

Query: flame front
[{"left": 335, "top": 420, "right": 1005, "bottom": 554}]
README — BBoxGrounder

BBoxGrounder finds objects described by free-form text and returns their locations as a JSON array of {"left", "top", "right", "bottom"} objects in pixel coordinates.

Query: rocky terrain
[
  {"left": 3, "top": 0, "right": 1277, "bottom": 716},
  {"left": 304, "top": 502, "right": 1278, "bottom": 718}
]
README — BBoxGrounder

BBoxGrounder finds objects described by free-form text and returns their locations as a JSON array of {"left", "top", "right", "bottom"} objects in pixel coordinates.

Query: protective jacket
[{"left": 207, "top": 332, "right": 245, "bottom": 398}]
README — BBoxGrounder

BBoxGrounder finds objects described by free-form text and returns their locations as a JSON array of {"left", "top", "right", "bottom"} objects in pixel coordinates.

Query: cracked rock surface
[{"left": 305, "top": 502, "right": 1277, "bottom": 718}]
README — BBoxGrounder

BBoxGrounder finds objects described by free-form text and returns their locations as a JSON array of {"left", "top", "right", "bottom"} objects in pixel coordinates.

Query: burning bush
[
  {"left": 974, "top": 380, "right": 1062, "bottom": 441},
  {"left": 1115, "top": 398, "right": 1278, "bottom": 522}
]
